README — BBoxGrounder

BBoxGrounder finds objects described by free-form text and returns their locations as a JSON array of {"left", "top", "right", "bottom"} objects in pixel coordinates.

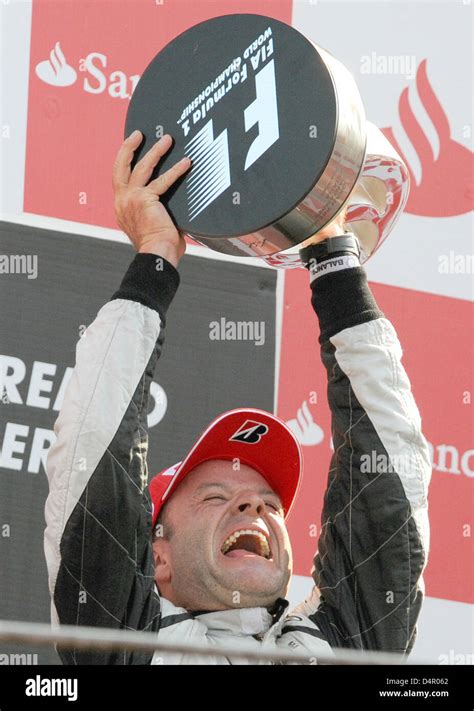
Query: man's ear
[{"left": 152, "top": 538, "right": 172, "bottom": 586}]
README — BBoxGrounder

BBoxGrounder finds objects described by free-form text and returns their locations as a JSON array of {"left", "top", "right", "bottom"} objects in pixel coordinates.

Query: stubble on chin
[{"left": 209, "top": 560, "right": 290, "bottom": 609}]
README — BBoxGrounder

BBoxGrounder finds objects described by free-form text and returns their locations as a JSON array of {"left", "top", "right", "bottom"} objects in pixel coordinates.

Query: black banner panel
[{"left": 0, "top": 220, "right": 276, "bottom": 663}]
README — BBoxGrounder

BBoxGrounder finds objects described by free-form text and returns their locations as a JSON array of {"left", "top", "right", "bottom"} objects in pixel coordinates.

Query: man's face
[{"left": 152, "top": 459, "right": 293, "bottom": 611}]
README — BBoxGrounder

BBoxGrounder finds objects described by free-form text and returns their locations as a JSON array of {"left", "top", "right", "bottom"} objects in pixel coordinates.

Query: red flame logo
[{"left": 381, "top": 60, "right": 473, "bottom": 217}]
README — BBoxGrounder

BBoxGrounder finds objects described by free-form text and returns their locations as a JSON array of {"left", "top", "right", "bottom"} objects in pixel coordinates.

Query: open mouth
[{"left": 220, "top": 529, "right": 272, "bottom": 560}]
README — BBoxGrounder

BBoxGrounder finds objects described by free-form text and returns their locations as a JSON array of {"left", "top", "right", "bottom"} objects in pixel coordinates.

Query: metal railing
[{"left": 0, "top": 620, "right": 436, "bottom": 665}]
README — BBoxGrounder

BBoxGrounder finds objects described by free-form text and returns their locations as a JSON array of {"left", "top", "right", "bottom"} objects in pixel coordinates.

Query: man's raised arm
[
  {"left": 293, "top": 226, "right": 432, "bottom": 655},
  {"left": 43, "top": 131, "right": 191, "bottom": 664}
]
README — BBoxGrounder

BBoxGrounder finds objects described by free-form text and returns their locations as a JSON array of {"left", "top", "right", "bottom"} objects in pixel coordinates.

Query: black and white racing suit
[{"left": 43, "top": 247, "right": 431, "bottom": 664}]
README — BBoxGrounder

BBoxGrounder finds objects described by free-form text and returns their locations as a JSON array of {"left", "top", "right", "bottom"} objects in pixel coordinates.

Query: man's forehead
[{"left": 186, "top": 459, "right": 280, "bottom": 498}]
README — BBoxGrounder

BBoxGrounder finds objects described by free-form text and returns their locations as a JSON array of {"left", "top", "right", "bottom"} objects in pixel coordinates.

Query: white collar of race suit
[
  {"left": 193, "top": 607, "right": 272, "bottom": 636},
  {"left": 160, "top": 595, "right": 289, "bottom": 636}
]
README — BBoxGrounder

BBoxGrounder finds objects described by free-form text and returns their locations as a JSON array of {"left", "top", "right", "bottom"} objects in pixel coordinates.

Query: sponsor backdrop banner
[
  {"left": 24, "top": 0, "right": 292, "bottom": 229},
  {"left": 279, "top": 270, "right": 473, "bottom": 604},
  {"left": 292, "top": 1, "right": 473, "bottom": 302},
  {"left": 2, "top": 0, "right": 472, "bottom": 656},
  {"left": 285, "top": 0, "right": 473, "bottom": 606},
  {"left": 0, "top": 221, "right": 277, "bottom": 663}
]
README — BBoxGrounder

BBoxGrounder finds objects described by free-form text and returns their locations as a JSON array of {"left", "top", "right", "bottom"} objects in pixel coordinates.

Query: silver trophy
[{"left": 126, "top": 15, "right": 410, "bottom": 268}]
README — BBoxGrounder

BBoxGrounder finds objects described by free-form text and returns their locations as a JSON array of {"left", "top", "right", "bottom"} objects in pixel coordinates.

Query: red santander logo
[
  {"left": 35, "top": 41, "right": 139, "bottom": 99},
  {"left": 381, "top": 60, "right": 473, "bottom": 217}
]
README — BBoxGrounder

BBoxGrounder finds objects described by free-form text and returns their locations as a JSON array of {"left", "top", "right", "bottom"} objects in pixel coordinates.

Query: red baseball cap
[{"left": 149, "top": 408, "right": 303, "bottom": 528}]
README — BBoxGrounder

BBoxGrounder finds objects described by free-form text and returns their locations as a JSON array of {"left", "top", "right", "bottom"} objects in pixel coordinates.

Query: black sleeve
[
  {"left": 44, "top": 253, "right": 179, "bottom": 664},
  {"left": 296, "top": 246, "right": 432, "bottom": 655}
]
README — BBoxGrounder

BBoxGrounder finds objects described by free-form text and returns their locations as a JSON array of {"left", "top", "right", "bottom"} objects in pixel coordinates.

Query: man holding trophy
[{"left": 43, "top": 15, "right": 432, "bottom": 665}]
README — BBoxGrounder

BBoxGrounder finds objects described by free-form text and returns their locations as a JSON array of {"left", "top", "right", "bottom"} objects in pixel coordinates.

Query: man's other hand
[
  {"left": 306, "top": 205, "right": 349, "bottom": 245},
  {"left": 112, "top": 131, "right": 192, "bottom": 267}
]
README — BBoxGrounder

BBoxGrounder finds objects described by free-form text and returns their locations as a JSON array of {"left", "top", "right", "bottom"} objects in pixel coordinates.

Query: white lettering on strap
[{"left": 309, "top": 255, "right": 360, "bottom": 283}]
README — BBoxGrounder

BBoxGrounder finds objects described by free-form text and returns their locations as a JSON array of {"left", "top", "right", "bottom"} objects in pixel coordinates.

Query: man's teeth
[{"left": 221, "top": 530, "right": 271, "bottom": 559}]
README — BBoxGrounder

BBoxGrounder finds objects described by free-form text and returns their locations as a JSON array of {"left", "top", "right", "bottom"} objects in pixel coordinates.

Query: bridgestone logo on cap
[{"left": 229, "top": 420, "right": 269, "bottom": 444}]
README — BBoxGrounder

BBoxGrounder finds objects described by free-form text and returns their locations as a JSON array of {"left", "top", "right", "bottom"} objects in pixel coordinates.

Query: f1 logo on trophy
[{"left": 125, "top": 13, "right": 409, "bottom": 268}]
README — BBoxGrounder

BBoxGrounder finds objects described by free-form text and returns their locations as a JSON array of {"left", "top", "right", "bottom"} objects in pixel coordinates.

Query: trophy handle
[
  {"left": 344, "top": 121, "right": 411, "bottom": 263},
  {"left": 261, "top": 122, "right": 410, "bottom": 269}
]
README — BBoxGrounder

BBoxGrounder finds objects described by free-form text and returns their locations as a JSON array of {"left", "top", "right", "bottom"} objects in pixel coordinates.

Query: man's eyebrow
[
  {"left": 194, "top": 482, "right": 283, "bottom": 505},
  {"left": 194, "top": 482, "right": 229, "bottom": 494},
  {"left": 260, "top": 490, "right": 282, "bottom": 502}
]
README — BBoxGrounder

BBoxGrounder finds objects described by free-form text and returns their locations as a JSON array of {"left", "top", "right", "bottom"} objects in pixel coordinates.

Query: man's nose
[{"left": 234, "top": 492, "right": 266, "bottom": 516}]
